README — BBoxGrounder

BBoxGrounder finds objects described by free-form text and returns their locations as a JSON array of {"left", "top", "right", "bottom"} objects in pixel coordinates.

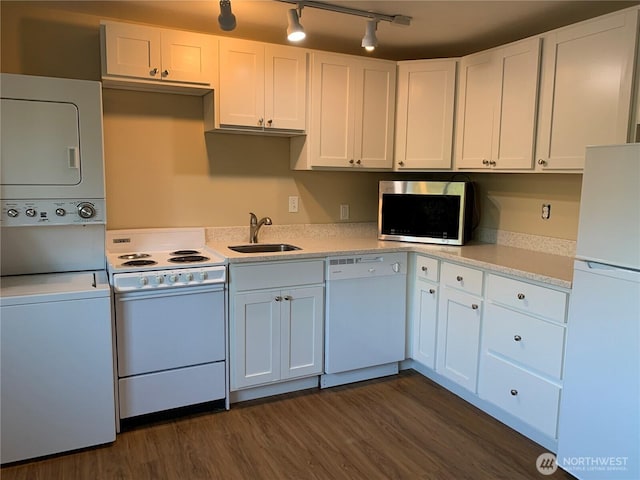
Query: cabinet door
[
  {"left": 309, "top": 53, "right": 356, "bottom": 167},
  {"left": 411, "top": 281, "right": 439, "bottom": 369},
  {"left": 354, "top": 59, "right": 396, "bottom": 169},
  {"left": 103, "top": 22, "right": 162, "bottom": 80},
  {"left": 264, "top": 45, "right": 307, "bottom": 131},
  {"left": 231, "top": 290, "right": 280, "bottom": 390},
  {"left": 395, "top": 60, "right": 456, "bottom": 170},
  {"left": 536, "top": 10, "right": 638, "bottom": 170},
  {"left": 280, "top": 286, "right": 324, "bottom": 380},
  {"left": 219, "top": 39, "right": 265, "bottom": 128},
  {"left": 160, "top": 29, "right": 214, "bottom": 85},
  {"left": 436, "top": 287, "right": 482, "bottom": 392},
  {"left": 491, "top": 38, "right": 540, "bottom": 169},
  {"left": 455, "top": 51, "right": 496, "bottom": 169}
]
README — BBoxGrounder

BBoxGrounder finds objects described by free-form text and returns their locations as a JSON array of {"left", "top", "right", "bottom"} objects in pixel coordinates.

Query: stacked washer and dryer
[{"left": 0, "top": 74, "right": 116, "bottom": 464}]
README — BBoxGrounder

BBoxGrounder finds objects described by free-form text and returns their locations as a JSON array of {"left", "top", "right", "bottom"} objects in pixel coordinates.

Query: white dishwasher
[{"left": 322, "top": 252, "right": 407, "bottom": 388}]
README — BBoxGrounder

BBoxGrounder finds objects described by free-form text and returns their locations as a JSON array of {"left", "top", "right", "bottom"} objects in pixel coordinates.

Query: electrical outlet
[
  {"left": 542, "top": 203, "right": 551, "bottom": 220},
  {"left": 340, "top": 204, "right": 350, "bottom": 220},
  {"left": 288, "top": 196, "right": 299, "bottom": 213}
]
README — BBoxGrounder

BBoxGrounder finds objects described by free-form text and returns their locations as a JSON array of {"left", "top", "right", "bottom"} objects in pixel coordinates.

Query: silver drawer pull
[
  {"left": 471, "top": 304, "right": 479, "bottom": 310},
  {"left": 421, "top": 266, "right": 428, "bottom": 272},
  {"left": 150, "top": 67, "right": 159, "bottom": 76},
  {"left": 283, "top": 295, "right": 292, "bottom": 301},
  {"left": 514, "top": 335, "right": 522, "bottom": 342},
  {"left": 275, "top": 296, "right": 282, "bottom": 302},
  {"left": 517, "top": 293, "right": 525, "bottom": 300},
  {"left": 510, "top": 389, "right": 518, "bottom": 396},
  {"left": 456, "top": 275, "right": 463, "bottom": 282},
  {"left": 162, "top": 69, "right": 169, "bottom": 77},
  {"left": 429, "top": 288, "right": 435, "bottom": 294}
]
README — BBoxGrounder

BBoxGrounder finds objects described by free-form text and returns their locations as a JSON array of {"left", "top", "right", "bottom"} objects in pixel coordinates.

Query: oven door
[{"left": 115, "top": 285, "right": 225, "bottom": 377}]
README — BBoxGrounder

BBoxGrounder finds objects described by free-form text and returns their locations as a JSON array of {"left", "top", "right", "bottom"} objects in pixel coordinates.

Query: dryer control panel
[{"left": 0, "top": 199, "right": 106, "bottom": 226}]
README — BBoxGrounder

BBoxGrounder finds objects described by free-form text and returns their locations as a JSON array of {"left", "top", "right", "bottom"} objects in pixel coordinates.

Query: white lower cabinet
[
  {"left": 410, "top": 255, "right": 440, "bottom": 369},
  {"left": 436, "top": 285, "right": 483, "bottom": 392},
  {"left": 230, "top": 261, "right": 324, "bottom": 391},
  {"left": 479, "top": 274, "right": 568, "bottom": 439},
  {"left": 408, "top": 258, "right": 570, "bottom": 448}
]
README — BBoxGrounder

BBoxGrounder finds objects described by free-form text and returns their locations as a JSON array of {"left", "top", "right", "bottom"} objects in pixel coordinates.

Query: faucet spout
[{"left": 249, "top": 212, "right": 272, "bottom": 243}]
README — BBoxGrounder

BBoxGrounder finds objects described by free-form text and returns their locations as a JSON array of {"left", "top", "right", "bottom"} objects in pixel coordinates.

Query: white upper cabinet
[
  {"left": 535, "top": 9, "right": 639, "bottom": 170},
  {"left": 218, "top": 38, "right": 307, "bottom": 132},
  {"left": 455, "top": 37, "right": 541, "bottom": 170},
  {"left": 100, "top": 20, "right": 215, "bottom": 93},
  {"left": 302, "top": 52, "right": 396, "bottom": 169},
  {"left": 394, "top": 59, "right": 457, "bottom": 170}
]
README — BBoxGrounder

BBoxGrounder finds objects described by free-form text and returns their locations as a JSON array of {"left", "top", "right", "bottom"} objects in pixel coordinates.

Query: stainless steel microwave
[{"left": 378, "top": 180, "right": 475, "bottom": 246}]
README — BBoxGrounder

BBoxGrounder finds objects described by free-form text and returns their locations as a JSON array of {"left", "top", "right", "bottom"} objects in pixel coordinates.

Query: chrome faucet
[{"left": 249, "top": 212, "right": 272, "bottom": 243}]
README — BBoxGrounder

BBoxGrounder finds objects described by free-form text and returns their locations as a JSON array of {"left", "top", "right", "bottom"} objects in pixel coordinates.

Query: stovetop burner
[
  {"left": 122, "top": 259, "right": 158, "bottom": 267},
  {"left": 118, "top": 253, "right": 151, "bottom": 260},
  {"left": 167, "top": 255, "right": 210, "bottom": 264},
  {"left": 170, "top": 249, "right": 200, "bottom": 255}
]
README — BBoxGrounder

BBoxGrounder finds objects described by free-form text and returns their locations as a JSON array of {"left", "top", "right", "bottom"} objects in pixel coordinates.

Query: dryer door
[{"left": 1, "top": 98, "right": 81, "bottom": 186}]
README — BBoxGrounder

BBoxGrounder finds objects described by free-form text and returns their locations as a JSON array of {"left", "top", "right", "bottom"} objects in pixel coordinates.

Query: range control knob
[
  {"left": 55, "top": 208, "right": 66, "bottom": 216},
  {"left": 168, "top": 274, "right": 178, "bottom": 283},
  {"left": 184, "top": 272, "right": 194, "bottom": 282},
  {"left": 199, "top": 271, "right": 208, "bottom": 281},
  {"left": 7, "top": 209, "right": 19, "bottom": 218},
  {"left": 139, "top": 276, "right": 149, "bottom": 287},
  {"left": 77, "top": 203, "right": 96, "bottom": 219},
  {"left": 25, "top": 208, "right": 37, "bottom": 217}
]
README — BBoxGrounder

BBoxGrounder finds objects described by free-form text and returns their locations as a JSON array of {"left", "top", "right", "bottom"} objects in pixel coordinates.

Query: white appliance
[
  {"left": 106, "top": 228, "right": 229, "bottom": 425},
  {"left": 0, "top": 74, "right": 115, "bottom": 464},
  {"left": 557, "top": 143, "right": 640, "bottom": 480},
  {"left": 322, "top": 252, "right": 407, "bottom": 388}
]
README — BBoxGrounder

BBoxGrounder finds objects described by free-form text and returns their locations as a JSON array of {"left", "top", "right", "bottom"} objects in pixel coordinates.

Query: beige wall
[{"left": 1, "top": 2, "right": 583, "bottom": 239}]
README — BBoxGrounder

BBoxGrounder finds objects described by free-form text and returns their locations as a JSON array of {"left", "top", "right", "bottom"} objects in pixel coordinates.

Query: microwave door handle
[{"left": 68, "top": 146, "right": 79, "bottom": 169}]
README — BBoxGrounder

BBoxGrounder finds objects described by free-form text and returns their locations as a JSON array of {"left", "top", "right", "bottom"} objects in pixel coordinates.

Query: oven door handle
[{"left": 114, "top": 284, "right": 224, "bottom": 299}]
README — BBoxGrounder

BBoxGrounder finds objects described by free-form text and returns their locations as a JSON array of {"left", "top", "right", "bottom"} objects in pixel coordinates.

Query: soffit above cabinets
[{"left": 33, "top": 1, "right": 640, "bottom": 59}]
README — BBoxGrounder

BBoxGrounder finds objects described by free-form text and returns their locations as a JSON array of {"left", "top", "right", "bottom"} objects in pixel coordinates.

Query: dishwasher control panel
[{"left": 326, "top": 252, "right": 406, "bottom": 280}]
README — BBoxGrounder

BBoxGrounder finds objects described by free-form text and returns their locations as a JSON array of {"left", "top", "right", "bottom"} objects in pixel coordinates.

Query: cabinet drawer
[
  {"left": 487, "top": 274, "right": 567, "bottom": 322},
  {"left": 232, "top": 260, "right": 324, "bottom": 291},
  {"left": 415, "top": 255, "right": 439, "bottom": 282},
  {"left": 441, "top": 262, "right": 483, "bottom": 296},
  {"left": 479, "top": 353, "right": 560, "bottom": 438},
  {"left": 484, "top": 304, "right": 565, "bottom": 378},
  {"left": 119, "top": 361, "right": 226, "bottom": 418}
]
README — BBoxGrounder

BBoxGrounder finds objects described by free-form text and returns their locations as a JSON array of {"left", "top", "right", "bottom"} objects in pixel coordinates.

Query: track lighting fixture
[
  {"left": 287, "top": 5, "right": 306, "bottom": 42},
  {"left": 277, "top": 0, "right": 411, "bottom": 50},
  {"left": 361, "top": 20, "right": 378, "bottom": 52},
  {"left": 218, "top": 0, "right": 236, "bottom": 32}
]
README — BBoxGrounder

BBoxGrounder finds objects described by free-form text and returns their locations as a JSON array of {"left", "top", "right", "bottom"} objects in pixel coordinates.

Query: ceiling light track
[{"left": 276, "top": 0, "right": 411, "bottom": 26}]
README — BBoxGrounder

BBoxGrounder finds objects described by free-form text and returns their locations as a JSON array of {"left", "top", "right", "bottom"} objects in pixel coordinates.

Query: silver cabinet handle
[
  {"left": 150, "top": 68, "right": 159, "bottom": 76},
  {"left": 275, "top": 296, "right": 282, "bottom": 302},
  {"left": 510, "top": 389, "right": 518, "bottom": 396},
  {"left": 258, "top": 118, "right": 264, "bottom": 126},
  {"left": 283, "top": 295, "right": 292, "bottom": 301},
  {"left": 267, "top": 119, "right": 273, "bottom": 127},
  {"left": 456, "top": 275, "right": 463, "bottom": 282},
  {"left": 421, "top": 266, "right": 428, "bottom": 272},
  {"left": 398, "top": 161, "right": 405, "bottom": 166},
  {"left": 349, "top": 159, "right": 355, "bottom": 165},
  {"left": 162, "top": 69, "right": 169, "bottom": 77},
  {"left": 429, "top": 288, "right": 436, "bottom": 294},
  {"left": 482, "top": 159, "right": 489, "bottom": 165},
  {"left": 514, "top": 335, "right": 522, "bottom": 342},
  {"left": 517, "top": 293, "right": 525, "bottom": 300},
  {"left": 489, "top": 160, "right": 496, "bottom": 166},
  {"left": 356, "top": 160, "right": 361, "bottom": 165},
  {"left": 538, "top": 158, "right": 547, "bottom": 166},
  {"left": 471, "top": 304, "right": 479, "bottom": 310}
]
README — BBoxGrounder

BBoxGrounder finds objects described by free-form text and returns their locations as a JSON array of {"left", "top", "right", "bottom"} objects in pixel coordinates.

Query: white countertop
[{"left": 207, "top": 236, "right": 574, "bottom": 289}]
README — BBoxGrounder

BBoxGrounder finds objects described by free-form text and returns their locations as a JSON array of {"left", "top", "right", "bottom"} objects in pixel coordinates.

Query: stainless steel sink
[{"left": 228, "top": 243, "right": 302, "bottom": 253}]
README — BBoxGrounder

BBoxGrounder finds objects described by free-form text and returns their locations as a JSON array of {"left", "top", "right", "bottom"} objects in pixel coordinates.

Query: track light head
[
  {"left": 361, "top": 19, "right": 378, "bottom": 52},
  {"left": 218, "top": 0, "right": 236, "bottom": 31},
  {"left": 287, "top": 7, "right": 306, "bottom": 42}
]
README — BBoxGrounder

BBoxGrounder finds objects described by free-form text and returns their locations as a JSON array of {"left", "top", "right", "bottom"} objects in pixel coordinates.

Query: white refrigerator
[{"left": 557, "top": 143, "right": 640, "bottom": 480}]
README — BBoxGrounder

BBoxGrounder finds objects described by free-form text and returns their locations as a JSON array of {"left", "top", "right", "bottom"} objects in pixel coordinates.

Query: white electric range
[{"left": 106, "top": 228, "right": 230, "bottom": 425}]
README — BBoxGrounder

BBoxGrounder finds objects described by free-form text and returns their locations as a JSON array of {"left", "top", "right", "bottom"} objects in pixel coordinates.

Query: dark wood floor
[{"left": 2, "top": 370, "right": 576, "bottom": 479}]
